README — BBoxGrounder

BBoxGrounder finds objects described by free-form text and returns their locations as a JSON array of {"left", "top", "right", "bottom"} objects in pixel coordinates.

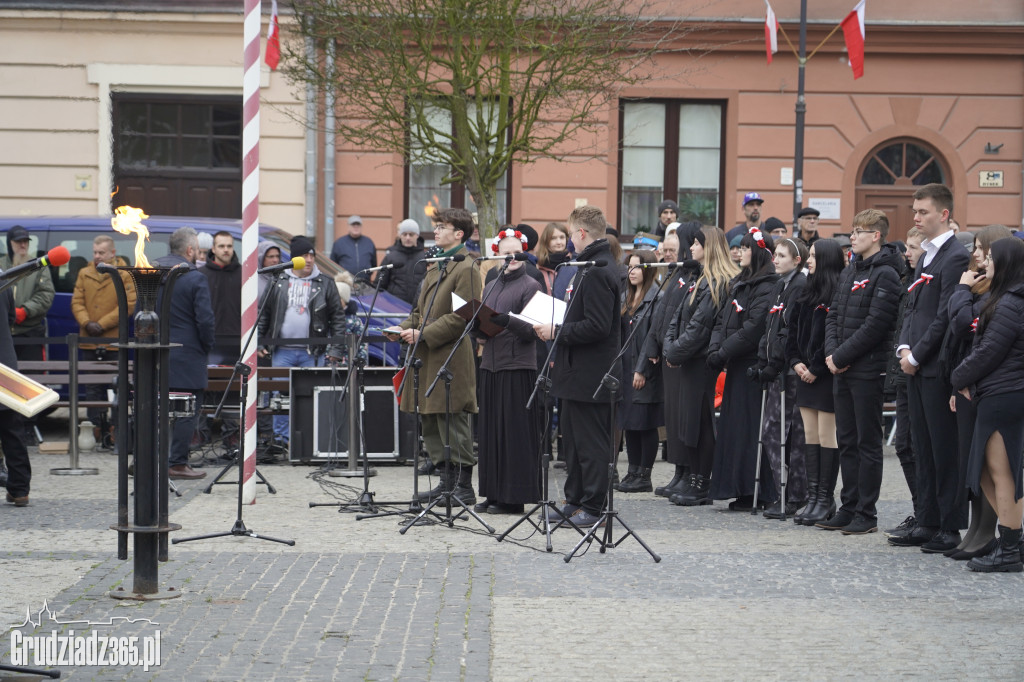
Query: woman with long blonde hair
[{"left": 663, "top": 227, "right": 739, "bottom": 505}]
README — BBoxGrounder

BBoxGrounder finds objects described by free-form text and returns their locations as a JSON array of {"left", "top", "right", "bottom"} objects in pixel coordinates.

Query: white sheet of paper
[{"left": 510, "top": 290, "right": 566, "bottom": 326}]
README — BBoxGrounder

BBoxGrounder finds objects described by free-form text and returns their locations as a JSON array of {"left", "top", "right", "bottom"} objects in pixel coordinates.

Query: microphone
[
  {"left": 632, "top": 261, "right": 686, "bottom": 269},
  {"left": 257, "top": 256, "right": 306, "bottom": 275},
  {"left": 423, "top": 254, "right": 467, "bottom": 264},
  {"left": 0, "top": 245, "right": 71, "bottom": 281},
  {"left": 475, "top": 253, "right": 530, "bottom": 263},
  {"left": 357, "top": 262, "right": 403, "bottom": 275},
  {"left": 556, "top": 259, "right": 608, "bottom": 269}
]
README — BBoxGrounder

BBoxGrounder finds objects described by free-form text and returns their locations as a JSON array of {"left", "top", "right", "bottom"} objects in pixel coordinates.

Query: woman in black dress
[
  {"left": 664, "top": 226, "right": 739, "bottom": 506},
  {"left": 616, "top": 248, "right": 664, "bottom": 493},
  {"left": 951, "top": 236, "right": 1024, "bottom": 572},
  {"left": 786, "top": 239, "right": 845, "bottom": 525},
  {"left": 474, "top": 229, "right": 542, "bottom": 514},
  {"left": 707, "top": 228, "right": 780, "bottom": 509}
]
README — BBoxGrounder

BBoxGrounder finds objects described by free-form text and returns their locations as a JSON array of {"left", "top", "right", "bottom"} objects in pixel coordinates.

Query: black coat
[
  {"left": 951, "top": 283, "right": 1024, "bottom": 399},
  {"left": 786, "top": 297, "right": 830, "bottom": 380},
  {"left": 898, "top": 234, "right": 970, "bottom": 377},
  {"left": 155, "top": 254, "right": 216, "bottom": 390},
  {"left": 477, "top": 265, "right": 541, "bottom": 373},
  {"left": 664, "top": 278, "right": 727, "bottom": 365},
  {"left": 622, "top": 284, "right": 662, "bottom": 404},
  {"left": 639, "top": 263, "right": 700, "bottom": 371},
  {"left": 824, "top": 243, "right": 903, "bottom": 379},
  {"left": 707, "top": 270, "right": 780, "bottom": 371},
  {"left": 378, "top": 239, "right": 427, "bottom": 305},
  {"left": 756, "top": 270, "right": 806, "bottom": 376},
  {"left": 201, "top": 256, "right": 241, "bottom": 337},
  {"left": 551, "top": 240, "right": 621, "bottom": 403}
]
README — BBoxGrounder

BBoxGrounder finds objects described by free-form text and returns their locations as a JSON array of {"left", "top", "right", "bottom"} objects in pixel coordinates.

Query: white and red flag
[
  {"left": 841, "top": 0, "right": 866, "bottom": 79},
  {"left": 764, "top": 0, "right": 779, "bottom": 64},
  {"left": 265, "top": 0, "right": 281, "bottom": 71}
]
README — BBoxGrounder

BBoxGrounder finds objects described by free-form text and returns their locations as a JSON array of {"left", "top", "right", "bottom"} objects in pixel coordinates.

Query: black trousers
[
  {"left": 834, "top": 374, "right": 885, "bottom": 522},
  {"left": 893, "top": 384, "right": 918, "bottom": 512},
  {"left": 0, "top": 408, "right": 30, "bottom": 497},
  {"left": 561, "top": 399, "right": 611, "bottom": 515},
  {"left": 907, "top": 373, "right": 967, "bottom": 531}
]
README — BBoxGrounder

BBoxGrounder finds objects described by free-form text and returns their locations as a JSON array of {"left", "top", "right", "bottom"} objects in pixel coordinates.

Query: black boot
[
  {"left": 619, "top": 467, "right": 653, "bottom": 493},
  {"left": 794, "top": 444, "right": 821, "bottom": 524},
  {"left": 415, "top": 464, "right": 453, "bottom": 503},
  {"left": 968, "top": 525, "right": 1023, "bottom": 573},
  {"left": 655, "top": 465, "right": 686, "bottom": 497},
  {"left": 451, "top": 466, "right": 477, "bottom": 507},
  {"left": 671, "top": 474, "right": 712, "bottom": 506},
  {"left": 615, "top": 464, "right": 639, "bottom": 492},
  {"left": 416, "top": 456, "right": 437, "bottom": 476},
  {"left": 803, "top": 447, "right": 838, "bottom": 526}
]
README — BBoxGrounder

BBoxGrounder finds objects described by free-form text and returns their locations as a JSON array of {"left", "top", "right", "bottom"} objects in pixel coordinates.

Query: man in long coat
[{"left": 392, "top": 208, "right": 480, "bottom": 505}]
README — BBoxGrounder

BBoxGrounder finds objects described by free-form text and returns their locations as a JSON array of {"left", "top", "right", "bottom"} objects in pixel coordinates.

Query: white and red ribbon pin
[
  {"left": 732, "top": 299, "right": 744, "bottom": 312},
  {"left": 769, "top": 303, "right": 785, "bottom": 314},
  {"left": 970, "top": 317, "right": 978, "bottom": 333},
  {"left": 907, "top": 273, "right": 934, "bottom": 292},
  {"left": 851, "top": 279, "right": 869, "bottom": 291},
  {"left": 815, "top": 304, "right": 830, "bottom": 312}
]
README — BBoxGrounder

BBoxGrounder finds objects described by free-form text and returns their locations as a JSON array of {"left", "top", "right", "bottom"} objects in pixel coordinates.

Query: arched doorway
[{"left": 856, "top": 138, "right": 949, "bottom": 243}]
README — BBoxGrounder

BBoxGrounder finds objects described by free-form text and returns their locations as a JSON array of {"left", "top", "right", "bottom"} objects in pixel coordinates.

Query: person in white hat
[{"left": 377, "top": 219, "right": 426, "bottom": 304}]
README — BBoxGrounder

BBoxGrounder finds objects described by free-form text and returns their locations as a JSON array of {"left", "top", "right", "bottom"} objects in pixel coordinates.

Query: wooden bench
[{"left": 204, "top": 365, "right": 292, "bottom": 416}]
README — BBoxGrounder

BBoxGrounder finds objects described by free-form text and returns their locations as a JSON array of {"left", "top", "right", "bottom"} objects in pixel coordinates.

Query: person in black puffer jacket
[
  {"left": 706, "top": 227, "right": 779, "bottom": 509},
  {"left": 753, "top": 237, "right": 808, "bottom": 519},
  {"left": 819, "top": 210, "right": 903, "bottom": 535},
  {"left": 950, "top": 237, "right": 1024, "bottom": 573},
  {"left": 377, "top": 219, "right": 427, "bottom": 305}
]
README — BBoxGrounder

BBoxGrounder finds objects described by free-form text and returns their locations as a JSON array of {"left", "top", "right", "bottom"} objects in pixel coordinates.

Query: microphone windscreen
[
  {"left": 47, "top": 245, "right": 71, "bottom": 267},
  {"left": 595, "top": 259, "right": 610, "bottom": 268},
  {"left": 514, "top": 253, "right": 530, "bottom": 261},
  {"left": 392, "top": 262, "right": 404, "bottom": 269},
  {"left": 292, "top": 256, "right": 306, "bottom": 271},
  {"left": 453, "top": 254, "right": 466, "bottom": 262}
]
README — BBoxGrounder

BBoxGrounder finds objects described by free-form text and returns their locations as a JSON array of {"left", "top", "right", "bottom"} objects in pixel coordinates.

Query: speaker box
[{"left": 288, "top": 367, "right": 411, "bottom": 463}]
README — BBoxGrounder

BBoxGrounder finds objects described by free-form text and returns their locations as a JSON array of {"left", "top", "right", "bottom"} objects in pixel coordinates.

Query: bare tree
[{"left": 283, "top": 0, "right": 687, "bottom": 236}]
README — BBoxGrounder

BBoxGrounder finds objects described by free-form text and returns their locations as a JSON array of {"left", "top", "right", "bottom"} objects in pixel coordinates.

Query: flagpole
[{"left": 791, "top": 0, "right": 808, "bottom": 225}]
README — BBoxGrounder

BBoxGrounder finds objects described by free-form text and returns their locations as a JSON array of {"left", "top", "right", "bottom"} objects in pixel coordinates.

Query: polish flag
[
  {"left": 764, "top": 0, "right": 779, "bottom": 65},
  {"left": 841, "top": 0, "right": 866, "bottom": 79},
  {"left": 265, "top": 0, "right": 281, "bottom": 71}
]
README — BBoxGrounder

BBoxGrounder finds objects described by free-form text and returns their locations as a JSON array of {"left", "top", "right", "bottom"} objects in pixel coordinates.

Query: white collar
[{"left": 922, "top": 229, "right": 955, "bottom": 252}]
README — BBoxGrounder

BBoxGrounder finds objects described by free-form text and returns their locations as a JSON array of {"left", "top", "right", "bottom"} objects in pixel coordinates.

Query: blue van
[{"left": 0, "top": 216, "right": 409, "bottom": 364}]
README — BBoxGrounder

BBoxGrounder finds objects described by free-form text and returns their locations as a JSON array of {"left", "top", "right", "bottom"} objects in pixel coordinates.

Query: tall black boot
[
  {"left": 615, "top": 464, "right": 639, "bottom": 492},
  {"left": 968, "top": 525, "right": 1023, "bottom": 573},
  {"left": 415, "top": 464, "right": 454, "bottom": 503},
  {"left": 794, "top": 444, "right": 821, "bottom": 524},
  {"left": 655, "top": 465, "right": 686, "bottom": 497},
  {"left": 671, "top": 474, "right": 712, "bottom": 506},
  {"left": 619, "top": 467, "right": 652, "bottom": 493},
  {"left": 451, "top": 466, "right": 477, "bottom": 506},
  {"left": 802, "top": 447, "right": 838, "bottom": 526}
]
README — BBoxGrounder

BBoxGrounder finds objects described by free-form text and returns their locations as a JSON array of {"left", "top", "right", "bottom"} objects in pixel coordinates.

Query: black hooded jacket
[
  {"left": 201, "top": 255, "right": 241, "bottom": 338},
  {"left": 378, "top": 238, "right": 427, "bottom": 305},
  {"left": 824, "top": 243, "right": 903, "bottom": 379},
  {"left": 951, "top": 283, "right": 1024, "bottom": 400},
  {"left": 755, "top": 269, "right": 806, "bottom": 378},
  {"left": 707, "top": 270, "right": 780, "bottom": 370}
]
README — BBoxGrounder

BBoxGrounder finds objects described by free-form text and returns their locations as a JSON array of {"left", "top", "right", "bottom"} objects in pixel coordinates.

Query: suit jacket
[
  {"left": 551, "top": 240, "right": 621, "bottom": 403},
  {"left": 898, "top": 234, "right": 970, "bottom": 378}
]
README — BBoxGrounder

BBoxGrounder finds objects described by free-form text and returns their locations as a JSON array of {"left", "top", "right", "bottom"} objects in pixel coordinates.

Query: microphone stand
[
  {"left": 400, "top": 256, "right": 514, "bottom": 534},
  {"left": 201, "top": 270, "right": 288, "bottom": 495},
  {"left": 496, "top": 263, "right": 598, "bottom": 549},
  {"left": 356, "top": 257, "right": 454, "bottom": 524},
  {"left": 563, "top": 264, "right": 668, "bottom": 564}
]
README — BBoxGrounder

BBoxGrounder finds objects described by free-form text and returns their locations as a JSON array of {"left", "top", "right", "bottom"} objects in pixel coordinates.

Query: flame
[
  {"left": 424, "top": 194, "right": 441, "bottom": 219},
  {"left": 111, "top": 205, "right": 152, "bottom": 268}
]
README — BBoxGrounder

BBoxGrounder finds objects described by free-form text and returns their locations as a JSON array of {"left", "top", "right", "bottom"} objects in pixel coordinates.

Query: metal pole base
[
  {"left": 327, "top": 467, "right": 377, "bottom": 478},
  {"left": 110, "top": 586, "right": 181, "bottom": 601},
  {"left": 496, "top": 500, "right": 585, "bottom": 552},
  {"left": 50, "top": 467, "right": 100, "bottom": 475},
  {"left": 563, "top": 511, "right": 661, "bottom": 564}
]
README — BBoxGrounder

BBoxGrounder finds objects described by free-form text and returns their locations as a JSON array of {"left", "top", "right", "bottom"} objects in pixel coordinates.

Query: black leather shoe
[
  {"left": 815, "top": 509, "right": 854, "bottom": 531},
  {"left": 921, "top": 530, "right": 962, "bottom": 553},
  {"left": 486, "top": 502, "right": 524, "bottom": 515},
  {"left": 888, "top": 525, "right": 938, "bottom": 547},
  {"left": 545, "top": 503, "right": 580, "bottom": 524},
  {"left": 949, "top": 538, "right": 997, "bottom": 561},
  {"left": 840, "top": 515, "right": 878, "bottom": 535},
  {"left": 884, "top": 515, "right": 917, "bottom": 539},
  {"left": 473, "top": 499, "right": 494, "bottom": 514},
  {"left": 967, "top": 527, "right": 1023, "bottom": 573}
]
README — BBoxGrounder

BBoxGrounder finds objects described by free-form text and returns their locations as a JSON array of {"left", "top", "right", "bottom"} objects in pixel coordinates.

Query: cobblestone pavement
[{"left": 3, "top": 437, "right": 1023, "bottom": 680}]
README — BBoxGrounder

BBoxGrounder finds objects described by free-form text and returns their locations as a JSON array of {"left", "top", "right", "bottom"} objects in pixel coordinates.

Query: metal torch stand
[{"left": 102, "top": 264, "right": 184, "bottom": 601}]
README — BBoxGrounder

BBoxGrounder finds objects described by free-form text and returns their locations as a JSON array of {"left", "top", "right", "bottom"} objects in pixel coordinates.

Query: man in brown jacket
[
  {"left": 389, "top": 208, "right": 481, "bottom": 506},
  {"left": 71, "top": 235, "right": 136, "bottom": 433}
]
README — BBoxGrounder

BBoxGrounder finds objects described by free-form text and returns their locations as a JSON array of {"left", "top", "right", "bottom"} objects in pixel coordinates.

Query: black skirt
[
  {"left": 795, "top": 371, "right": 834, "bottom": 412},
  {"left": 673, "top": 357, "right": 716, "bottom": 449},
  {"left": 710, "top": 357, "right": 772, "bottom": 501},
  {"left": 968, "top": 390, "right": 1024, "bottom": 501},
  {"left": 477, "top": 369, "right": 541, "bottom": 504}
]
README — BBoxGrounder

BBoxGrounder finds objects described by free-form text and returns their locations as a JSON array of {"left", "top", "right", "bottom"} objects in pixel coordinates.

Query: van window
[
  {"left": 49, "top": 231, "right": 171, "bottom": 293},
  {"left": 0, "top": 234, "right": 42, "bottom": 259}
]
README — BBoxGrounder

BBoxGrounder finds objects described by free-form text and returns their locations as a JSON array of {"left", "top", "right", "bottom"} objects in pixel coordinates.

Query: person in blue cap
[{"left": 726, "top": 192, "right": 765, "bottom": 242}]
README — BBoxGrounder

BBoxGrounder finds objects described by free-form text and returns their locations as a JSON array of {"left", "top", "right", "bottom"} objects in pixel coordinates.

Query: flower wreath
[
  {"left": 491, "top": 228, "right": 529, "bottom": 254},
  {"left": 749, "top": 226, "right": 772, "bottom": 252}
]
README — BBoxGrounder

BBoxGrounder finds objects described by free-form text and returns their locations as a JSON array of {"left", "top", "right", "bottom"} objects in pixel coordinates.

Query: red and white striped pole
[{"left": 240, "top": 0, "right": 262, "bottom": 504}]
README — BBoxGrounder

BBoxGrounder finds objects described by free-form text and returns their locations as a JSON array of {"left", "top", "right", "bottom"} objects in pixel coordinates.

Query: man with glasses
[
  {"left": 819, "top": 209, "right": 904, "bottom": 535},
  {"left": 795, "top": 206, "right": 821, "bottom": 247},
  {"left": 893, "top": 183, "right": 970, "bottom": 553},
  {"left": 390, "top": 208, "right": 480, "bottom": 506}
]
